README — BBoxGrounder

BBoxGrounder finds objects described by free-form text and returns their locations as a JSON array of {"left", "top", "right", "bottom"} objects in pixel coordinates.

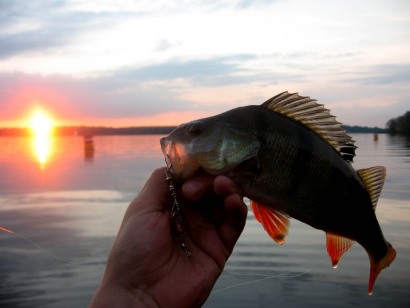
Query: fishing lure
[{"left": 165, "top": 160, "right": 191, "bottom": 256}]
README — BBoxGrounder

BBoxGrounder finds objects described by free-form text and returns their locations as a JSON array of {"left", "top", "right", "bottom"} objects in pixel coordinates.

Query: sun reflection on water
[
  {"left": 33, "top": 134, "right": 53, "bottom": 167},
  {"left": 29, "top": 109, "right": 54, "bottom": 168}
]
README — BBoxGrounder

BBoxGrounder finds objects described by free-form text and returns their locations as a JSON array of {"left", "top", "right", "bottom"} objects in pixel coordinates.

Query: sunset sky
[{"left": 0, "top": 0, "right": 409, "bottom": 128}]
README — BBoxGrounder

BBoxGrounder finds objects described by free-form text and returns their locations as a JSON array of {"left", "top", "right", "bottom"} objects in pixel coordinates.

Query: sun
[{"left": 29, "top": 109, "right": 54, "bottom": 136}]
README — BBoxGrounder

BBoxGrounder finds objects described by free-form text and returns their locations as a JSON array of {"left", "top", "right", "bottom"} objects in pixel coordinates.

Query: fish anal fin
[
  {"left": 368, "top": 241, "right": 396, "bottom": 295},
  {"left": 250, "top": 200, "right": 290, "bottom": 245},
  {"left": 357, "top": 166, "right": 386, "bottom": 210},
  {"left": 326, "top": 233, "right": 355, "bottom": 268}
]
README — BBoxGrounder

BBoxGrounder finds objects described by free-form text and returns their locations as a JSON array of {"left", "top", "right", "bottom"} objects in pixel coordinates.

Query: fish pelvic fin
[
  {"left": 326, "top": 233, "right": 354, "bottom": 268},
  {"left": 357, "top": 166, "right": 386, "bottom": 210},
  {"left": 368, "top": 241, "right": 396, "bottom": 295},
  {"left": 261, "top": 92, "right": 357, "bottom": 162},
  {"left": 250, "top": 200, "right": 290, "bottom": 245}
]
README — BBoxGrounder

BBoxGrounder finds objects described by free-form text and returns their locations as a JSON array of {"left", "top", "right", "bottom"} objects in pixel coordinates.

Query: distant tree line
[
  {"left": 341, "top": 125, "right": 387, "bottom": 134},
  {"left": 1, "top": 124, "right": 391, "bottom": 136},
  {"left": 0, "top": 127, "right": 28, "bottom": 136},
  {"left": 386, "top": 111, "right": 410, "bottom": 135},
  {"left": 56, "top": 126, "right": 177, "bottom": 136},
  {"left": 0, "top": 126, "right": 177, "bottom": 136}
]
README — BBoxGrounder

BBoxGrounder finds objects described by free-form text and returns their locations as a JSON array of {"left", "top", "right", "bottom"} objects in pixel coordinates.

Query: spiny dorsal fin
[
  {"left": 357, "top": 166, "right": 386, "bottom": 210},
  {"left": 262, "top": 92, "right": 357, "bottom": 162}
]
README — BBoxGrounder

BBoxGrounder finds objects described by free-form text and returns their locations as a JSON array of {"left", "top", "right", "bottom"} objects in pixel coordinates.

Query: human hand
[{"left": 90, "top": 167, "right": 248, "bottom": 308}]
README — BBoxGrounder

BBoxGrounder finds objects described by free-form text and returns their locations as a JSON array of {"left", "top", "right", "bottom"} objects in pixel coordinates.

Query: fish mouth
[{"left": 160, "top": 137, "right": 200, "bottom": 182}]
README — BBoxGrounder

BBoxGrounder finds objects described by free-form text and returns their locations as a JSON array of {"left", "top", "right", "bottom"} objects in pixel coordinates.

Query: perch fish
[{"left": 160, "top": 92, "right": 396, "bottom": 294}]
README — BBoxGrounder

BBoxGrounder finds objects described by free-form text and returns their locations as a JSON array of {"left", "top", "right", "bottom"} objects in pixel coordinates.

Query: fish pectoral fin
[
  {"left": 326, "top": 233, "right": 355, "bottom": 268},
  {"left": 368, "top": 241, "right": 396, "bottom": 295},
  {"left": 357, "top": 166, "right": 386, "bottom": 210},
  {"left": 250, "top": 200, "right": 290, "bottom": 245}
]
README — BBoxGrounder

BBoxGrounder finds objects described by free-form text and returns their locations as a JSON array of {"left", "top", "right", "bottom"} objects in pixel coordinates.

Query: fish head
[
  {"left": 160, "top": 132, "right": 200, "bottom": 181},
  {"left": 160, "top": 115, "right": 260, "bottom": 181}
]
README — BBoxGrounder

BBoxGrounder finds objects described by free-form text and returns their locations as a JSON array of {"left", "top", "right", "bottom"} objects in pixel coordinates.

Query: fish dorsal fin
[
  {"left": 250, "top": 200, "right": 290, "bottom": 245},
  {"left": 326, "top": 233, "right": 355, "bottom": 268},
  {"left": 262, "top": 91, "right": 357, "bottom": 162},
  {"left": 357, "top": 166, "right": 386, "bottom": 210}
]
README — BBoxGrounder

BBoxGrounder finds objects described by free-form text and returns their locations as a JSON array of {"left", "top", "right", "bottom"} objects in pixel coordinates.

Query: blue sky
[{"left": 0, "top": 0, "right": 409, "bottom": 127}]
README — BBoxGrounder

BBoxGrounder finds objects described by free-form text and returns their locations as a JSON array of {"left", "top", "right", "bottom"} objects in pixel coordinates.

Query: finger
[
  {"left": 181, "top": 174, "right": 214, "bottom": 201},
  {"left": 218, "top": 193, "right": 248, "bottom": 252},
  {"left": 213, "top": 176, "right": 247, "bottom": 251},
  {"left": 213, "top": 175, "right": 243, "bottom": 198},
  {"left": 126, "top": 167, "right": 170, "bottom": 216}
]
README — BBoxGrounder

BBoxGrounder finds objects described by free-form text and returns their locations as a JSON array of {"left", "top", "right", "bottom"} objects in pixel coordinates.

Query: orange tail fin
[{"left": 368, "top": 241, "right": 396, "bottom": 295}]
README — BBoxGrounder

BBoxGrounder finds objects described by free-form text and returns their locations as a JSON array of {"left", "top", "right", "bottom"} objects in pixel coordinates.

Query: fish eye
[{"left": 189, "top": 122, "right": 204, "bottom": 136}]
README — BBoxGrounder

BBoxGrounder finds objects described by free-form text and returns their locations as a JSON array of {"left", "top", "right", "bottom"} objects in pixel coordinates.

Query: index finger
[{"left": 181, "top": 174, "right": 215, "bottom": 201}]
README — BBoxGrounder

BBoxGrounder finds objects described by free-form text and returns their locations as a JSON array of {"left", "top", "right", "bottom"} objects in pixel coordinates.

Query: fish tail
[{"left": 368, "top": 241, "right": 396, "bottom": 295}]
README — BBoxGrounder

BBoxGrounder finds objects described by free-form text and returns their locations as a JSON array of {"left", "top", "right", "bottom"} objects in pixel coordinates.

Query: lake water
[{"left": 0, "top": 134, "right": 409, "bottom": 307}]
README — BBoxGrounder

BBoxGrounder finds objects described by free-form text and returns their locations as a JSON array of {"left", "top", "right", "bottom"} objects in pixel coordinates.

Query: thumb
[{"left": 125, "top": 167, "right": 171, "bottom": 217}]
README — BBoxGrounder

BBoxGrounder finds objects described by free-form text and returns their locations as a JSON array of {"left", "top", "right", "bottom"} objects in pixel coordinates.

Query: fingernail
[
  {"left": 183, "top": 180, "right": 203, "bottom": 198},
  {"left": 184, "top": 180, "right": 202, "bottom": 193}
]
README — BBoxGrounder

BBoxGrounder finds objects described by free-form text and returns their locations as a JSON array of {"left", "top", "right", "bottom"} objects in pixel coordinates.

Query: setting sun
[{"left": 30, "top": 109, "right": 54, "bottom": 136}]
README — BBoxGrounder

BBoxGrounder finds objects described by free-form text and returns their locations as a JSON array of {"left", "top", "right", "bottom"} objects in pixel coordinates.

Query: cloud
[
  {"left": 0, "top": 30, "right": 66, "bottom": 59},
  {"left": 0, "top": 0, "right": 276, "bottom": 55},
  {"left": 0, "top": 0, "right": 409, "bottom": 128},
  {"left": 116, "top": 54, "right": 304, "bottom": 87},
  {"left": 344, "top": 64, "right": 410, "bottom": 85},
  {"left": 0, "top": 53, "right": 307, "bottom": 125},
  {"left": 0, "top": 0, "right": 119, "bottom": 59},
  {"left": 118, "top": 55, "right": 250, "bottom": 83},
  {"left": 0, "top": 71, "right": 193, "bottom": 122},
  {"left": 65, "top": 0, "right": 277, "bottom": 13}
]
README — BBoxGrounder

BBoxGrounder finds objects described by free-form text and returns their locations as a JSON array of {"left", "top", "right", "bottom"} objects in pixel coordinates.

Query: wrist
[{"left": 90, "top": 280, "right": 159, "bottom": 308}]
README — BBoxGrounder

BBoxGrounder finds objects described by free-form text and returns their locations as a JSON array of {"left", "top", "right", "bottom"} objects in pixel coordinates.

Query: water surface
[{"left": 0, "top": 134, "right": 409, "bottom": 307}]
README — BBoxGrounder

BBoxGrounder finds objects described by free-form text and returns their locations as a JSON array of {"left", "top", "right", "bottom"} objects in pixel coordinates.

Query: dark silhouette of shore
[
  {"left": 0, "top": 126, "right": 177, "bottom": 136},
  {"left": 0, "top": 125, "right": 387, "bottom": 137}
]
